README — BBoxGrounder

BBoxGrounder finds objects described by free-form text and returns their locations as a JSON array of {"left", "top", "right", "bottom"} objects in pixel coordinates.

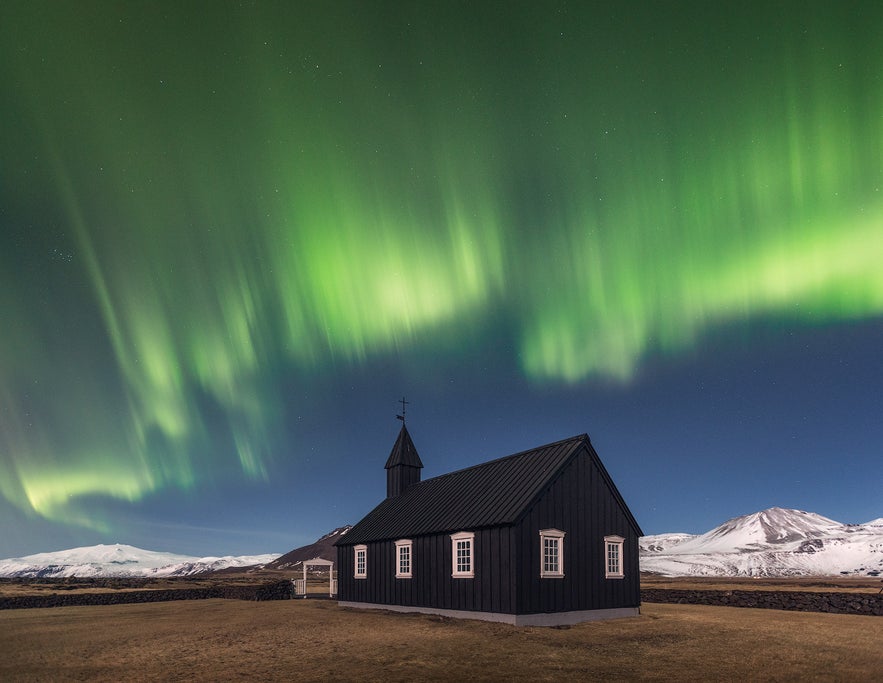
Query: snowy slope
[
  {"left": 639, "top": 533, "right": 696, "bottom": 553},
  {"left": 0, "top": 544, "right": 280, "bottom": 578},
  {"left": 641, "top": 508, "right": 883, "bottom": 577}
]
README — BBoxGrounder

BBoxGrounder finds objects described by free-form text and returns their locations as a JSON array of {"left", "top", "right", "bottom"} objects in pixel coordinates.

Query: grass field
[{"left": 1, "top": 598, "right": 881, "bottom": 681}]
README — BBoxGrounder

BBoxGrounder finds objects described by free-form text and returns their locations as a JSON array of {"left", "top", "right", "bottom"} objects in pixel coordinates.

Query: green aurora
[{"left": 1, "top": 2, "right": 881, "bottom": 535}]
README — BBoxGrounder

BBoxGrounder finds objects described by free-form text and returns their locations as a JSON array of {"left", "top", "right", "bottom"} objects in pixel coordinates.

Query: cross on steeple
[{"left": 396, "top": 396, "right": 409, "bottom": 423}]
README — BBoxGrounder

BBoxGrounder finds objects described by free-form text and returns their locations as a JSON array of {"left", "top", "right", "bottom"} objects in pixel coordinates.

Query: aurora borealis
[{"left": 1, "top": 1, "right": 882, "bottom": 556}]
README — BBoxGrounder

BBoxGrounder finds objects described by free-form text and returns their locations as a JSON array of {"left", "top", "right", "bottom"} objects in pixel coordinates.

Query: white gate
[{"left": 292, "top": 558, "right": 336, "bottom": 598}]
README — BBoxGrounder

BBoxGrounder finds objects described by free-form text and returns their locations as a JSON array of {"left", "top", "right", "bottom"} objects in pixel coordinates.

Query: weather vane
[{"left": 396, "top": 396, "right": 409, "bottom": 423}]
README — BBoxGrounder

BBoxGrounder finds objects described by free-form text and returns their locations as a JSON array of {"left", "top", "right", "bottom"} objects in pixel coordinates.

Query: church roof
[
  {"left": 384, "top": 424, "right": 423, "bottom": 469},
  {"left": 338, "top": 434, "right": 642, "bottom": 545}
]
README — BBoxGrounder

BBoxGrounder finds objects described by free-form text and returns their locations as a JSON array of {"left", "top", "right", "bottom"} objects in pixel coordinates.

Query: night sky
[{"left": 2, "top": 1, "right": 882, "bottom": 558}]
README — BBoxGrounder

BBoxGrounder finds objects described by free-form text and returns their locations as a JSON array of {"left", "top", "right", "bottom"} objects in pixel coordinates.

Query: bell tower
[{"left": 384, "top": 402, "right": 423, "bottom": 497}]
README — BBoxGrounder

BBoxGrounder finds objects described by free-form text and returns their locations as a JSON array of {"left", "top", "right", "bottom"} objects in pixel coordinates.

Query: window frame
[
  {"left": 394, "top": 539, "right": 413, "bottom": 579},
  {"left": 604, "top": 535, "right": 625, "bottom": 579},
  {"left": 450, "top": 531, "right": 475, "bottom": 578},
  {"left": 354, "top": 544, "right": 367, "bottom": 579},
  {"left": 539, "top": 528, "right": 566, "bottom": 578}
]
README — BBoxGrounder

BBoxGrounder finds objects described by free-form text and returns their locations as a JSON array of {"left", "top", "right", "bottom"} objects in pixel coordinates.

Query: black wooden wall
[
  {"left": 386, "top": 463, "right": 421, "bottom": 498},
  {"left": 338, "top": 442, "right": 641, "bottom": 616},
  {"left": 513, "top": 443, "right": 641, "bottom": 614},
  {"left": 338, "top": 526, "right": 517, "bottom": 614}
]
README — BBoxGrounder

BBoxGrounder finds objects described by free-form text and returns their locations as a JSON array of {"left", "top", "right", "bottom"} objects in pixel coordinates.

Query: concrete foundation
[{"left": 337, "top": 601, "right": 640, "bottom": 626}]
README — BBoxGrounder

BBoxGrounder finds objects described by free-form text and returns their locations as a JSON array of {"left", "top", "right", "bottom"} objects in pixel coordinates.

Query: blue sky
[{"left": 1, "top": 1, "right": 881, "bottom": 557}]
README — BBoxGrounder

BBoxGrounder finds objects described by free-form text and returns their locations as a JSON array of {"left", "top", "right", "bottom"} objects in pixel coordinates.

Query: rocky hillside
[{"left": 263, "top": 526, "right": 352, "bottom": 570}]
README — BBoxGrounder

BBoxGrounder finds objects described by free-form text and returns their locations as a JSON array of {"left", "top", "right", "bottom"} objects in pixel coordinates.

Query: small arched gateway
[
  {"left": 292, "top": 557, "right": 336, "bottom": 598},
  {"left": 335, "top": 425, "right": 643, "bottom": 626}
]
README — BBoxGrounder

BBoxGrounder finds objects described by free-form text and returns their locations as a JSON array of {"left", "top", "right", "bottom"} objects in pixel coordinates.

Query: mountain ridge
[
  {"left": 0, "top": 543, "right": 280, "bottom": 578},
  {"left": 641, "top": 507, "right": 883, "bottom": 577},
  {"left": 263, "top": 525, "right": 351, "bottom": 570},
  {"left": 4, "top": 507, "right": 879, "bottom": 579}
]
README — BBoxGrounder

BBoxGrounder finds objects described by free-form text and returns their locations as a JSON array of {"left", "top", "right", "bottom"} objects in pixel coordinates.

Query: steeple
[{"left": 385, "top": 423, "right": 423, "bottom": 498}]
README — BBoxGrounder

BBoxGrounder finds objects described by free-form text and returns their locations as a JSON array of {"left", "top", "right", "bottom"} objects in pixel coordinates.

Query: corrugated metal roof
[{"left": 339, "top": 434, "right": 588, "bottom": 545}]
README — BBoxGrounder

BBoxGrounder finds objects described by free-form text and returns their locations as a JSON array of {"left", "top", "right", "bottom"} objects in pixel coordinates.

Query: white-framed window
[
  {"left": 539, "top": 528, "right": 565, "bottom": 578},
  {"left": 450, "top": 531, "right": 475, "bottom": 578},
  {"left": 395, "top": 539, "right": 413, "bottom": 579},
  {"left": 354, "top": 544, "right": 367, "bottom": 579},
  {"left": 604, "top": 535, "right": 624, "bottom": 579}
]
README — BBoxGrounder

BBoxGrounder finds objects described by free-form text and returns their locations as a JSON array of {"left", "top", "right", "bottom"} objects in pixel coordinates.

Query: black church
[{"left": 336, "top": 424, "right": 642, "bottom": 626}]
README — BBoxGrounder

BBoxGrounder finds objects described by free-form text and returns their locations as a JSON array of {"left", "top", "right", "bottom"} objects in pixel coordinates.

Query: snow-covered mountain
[
  {"left": 641, "top": 507, "right": 883, "bottom": 577},
  {"left": 264, "top": 525, "right": 351, "bottom": 570},
  {"left": 0, "top": 544, "right": 280, "bottom": 578}
]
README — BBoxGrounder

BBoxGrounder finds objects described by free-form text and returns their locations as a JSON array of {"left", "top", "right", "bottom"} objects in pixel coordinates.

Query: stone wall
[
  {"left": 8, "top": 583, "right": 880, "bottom": 616},
  {"left": 0, "top": 580, "right": 294, "bottom": 610},
  {"left": 641, "top": 589, "right": 883, "bottom": 616}
]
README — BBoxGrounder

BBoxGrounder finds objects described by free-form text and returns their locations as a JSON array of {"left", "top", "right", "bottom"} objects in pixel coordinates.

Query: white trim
[
  {"left": 354, "top": 544, "right": 367, "bottom": 579},
  {"left": 604, "top": 535, "right": 624, "bottom": 579},
  {"left": 539, "top": 528, "right": 565, "bottom": 578},
  {"left": 338, "top": 601, "right": 640, "bottom": 626},
  {"left": 450, "top": 531, "right": 475, "bottom": 578},
  {"left": 394, "top": 539, "right": 413, "bottom": 579}
]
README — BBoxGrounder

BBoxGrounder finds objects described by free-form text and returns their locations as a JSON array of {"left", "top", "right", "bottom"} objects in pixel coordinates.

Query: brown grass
[{"left": 1, "top": 599, "right": 881, "bottom": 682}]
